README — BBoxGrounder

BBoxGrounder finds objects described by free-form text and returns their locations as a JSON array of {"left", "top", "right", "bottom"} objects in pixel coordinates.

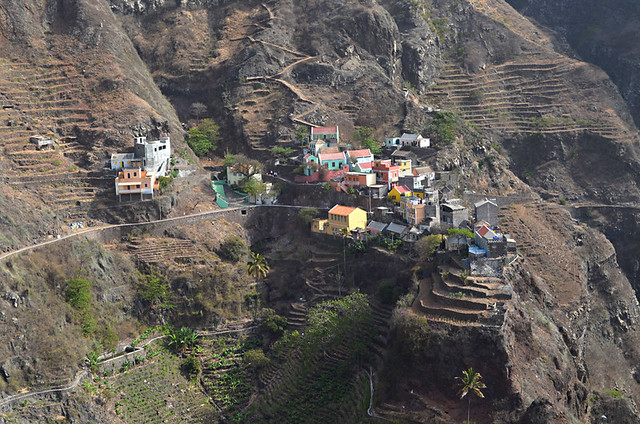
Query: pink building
[{"left": 372, "top": 160, "right": 400, "bottom": 189}]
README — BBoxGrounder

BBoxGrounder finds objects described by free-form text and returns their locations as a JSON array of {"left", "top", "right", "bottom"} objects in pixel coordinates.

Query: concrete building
[
  {"left": 134, "top": 136, "right": 171, "bottom": 175},
  {"left": 372, "top": 160, "right": 400, "bottom": 190},
  {"left": 111, "top": 136, "right": 171, "bottom": 176},
  {"left": 344, "top": 172, "right": 376, "bottom": 187},
  {"left": 385, "top": 133, "right": 430, "bottom": 148},
  {"left": 30, "top": 135, "right": 55, "bottom": 150},
  {"left": 114, "top": 168, "right": 157, "bottom": 201},
  {"left": 441, "top": 202, "right": 469, "bottom": 228},
  {"left": 475, "top": 199, "right": 498, "bottom": 227}
]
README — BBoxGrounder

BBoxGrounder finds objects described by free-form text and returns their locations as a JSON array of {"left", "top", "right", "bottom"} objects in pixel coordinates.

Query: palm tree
[
  {"left": 455, "top": 367, "right": 486, "bottom": 424},
  {"left": 247, "top": 252, "right": 270, "bottom": 280}
]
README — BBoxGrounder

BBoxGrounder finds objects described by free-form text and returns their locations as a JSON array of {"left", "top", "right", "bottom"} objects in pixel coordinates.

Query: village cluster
[
  {"left": 106, "top": 125, "right": 517, "bottom": 270},
  {"left": 300, "top": 125, "right": 517, "bottom": 271}
]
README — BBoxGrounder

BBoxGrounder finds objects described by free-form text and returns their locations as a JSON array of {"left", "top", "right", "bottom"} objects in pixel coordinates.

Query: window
[
  {"left": 144, "top": 183, "right": 148, "bottom": 188},
  {"left": 133, "top": 172, "right": 137, "bottom": 177},
  {"left": 127, "top": 173, "right": 130, "bottom": 178}
]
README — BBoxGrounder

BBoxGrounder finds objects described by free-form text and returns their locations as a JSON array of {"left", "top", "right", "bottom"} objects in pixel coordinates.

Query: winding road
[{"left": 0, "top": 204, "right": 310, "bottom": 263}]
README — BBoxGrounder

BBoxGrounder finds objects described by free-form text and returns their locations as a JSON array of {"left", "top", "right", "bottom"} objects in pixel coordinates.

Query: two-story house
[
  {"left": 114, "top": 168, "right": 158, "bottom": 201},
  {"left": 311, "top": 205, "right": 368, "bottom": 236},
  {"left": 311, "top": 126, "right": 340, "bottom": 145},
  {"left": 372, "top": 160, "right": 400, "bottom": 190}
]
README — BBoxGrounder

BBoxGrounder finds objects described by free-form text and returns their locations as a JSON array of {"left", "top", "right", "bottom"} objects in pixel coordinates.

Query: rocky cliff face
[{"left": 505, "top": 0, "right": 640, "bottom": 128}]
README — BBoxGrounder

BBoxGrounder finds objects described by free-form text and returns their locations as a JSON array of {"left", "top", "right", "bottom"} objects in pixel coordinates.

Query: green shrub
[
  {"left": 415, "top": 234, "right": 443, "bottom": 259},
  {"left": 261, "top": 308, "right": 287, "bottom": 336},
  {"left": 243, "top": 349, "right": 270, "bottom": 369},
  {"left": 219, "top": 236, "right": 248, "bottom": 263},
  {"left": 157, "top": 176, "right": 173, "bottom": 191},
  {"left": 298, "top": 207, "right": 319, "bottom": 226},
  {"left": 181, "top": 355, "right": 202, "bottom": 380},
  {"left": 429, "top": 111, "right": 459, "bottom": 144},
  {"left": 377, "top": 281, "right": 401, "bottom": 305},
  {"left": 65, "top": 277, "right": 92, "bottom": 309},
  {"left": 186, "top": 119, "right": 219, "bottom": 156},
  {"left": 603, "top": 388, "right": 623, "bottom": 399}
]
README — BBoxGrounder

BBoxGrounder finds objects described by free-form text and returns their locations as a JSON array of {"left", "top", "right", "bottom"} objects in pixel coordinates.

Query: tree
[
  {"left": 295, "top": 125, "right": 309, "bottom": 144},
  {"left": 361, "top": 137, "right": 381, "bottom": 154},
  {"left": 429, "top": 111, "right": 459, "bottom": 144},
  {"left": 139, "top": 272, "right": 172, "bottom": 308},
  {"left": 244, "top": 348, "right": 270, "bottom": 370},
  {"left": 186, "top": 118, "right": 219, "bottom": 156},
  {"left": 189, "top": 102, "right": 208, "bottom": 121},
  {"left": 415, "top": 234, "right": 443, "bottom": 260},
  {"left": 65, "top": 277, "right": 92, "bottom": 309},
  {"left": 181, "top": 355, "right": 202, "bottom": 380},
  {"left": 298, "top": 207, "right": 319, "bottom": 226},
  {"left": 242, "top": 177, "right": 267, "bottom": 197},
  {"left": 269, "top": 146, "right": 293, "bottom": 159},
  {"left": 353, "top": 127, "right": 381, "bottom": 154},
  {"left": 455, "top": 367, "right": 486, "bottom": 424},
  {"left": 260, "top": 308, "right": 287, "bottom": 336},
  {"left": 247, "top": 252, "right": 270, "bottom": 279},
  {"left": 244, "top": 291, "right": 261, "bottom": 320}
]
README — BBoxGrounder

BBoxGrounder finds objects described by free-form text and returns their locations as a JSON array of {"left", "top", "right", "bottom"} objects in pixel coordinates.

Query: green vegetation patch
[
  {"left": 186, "top": 119, "right": 219, "bottom": 157},
  {"left": 106, "top": 345, "right": 216, "bottom": 423}
]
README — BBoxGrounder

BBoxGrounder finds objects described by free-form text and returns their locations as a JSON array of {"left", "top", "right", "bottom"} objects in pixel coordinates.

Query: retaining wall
[{"left": 98, "top": 347, "right": 146, "bottom": 374}]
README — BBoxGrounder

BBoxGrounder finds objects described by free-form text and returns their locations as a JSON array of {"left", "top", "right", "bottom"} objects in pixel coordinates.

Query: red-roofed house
[
  {"left": 346, "top": 149, "right": 374, "bottom": 172},
  {"left": 388, "top": 185, "right": 412, "bottom": 203},
  {"left": 311, "top": 126, "right": 340, "bottom": 144},
  {"left": 318, "top": 151, "right": 347, "bottom": 170}
]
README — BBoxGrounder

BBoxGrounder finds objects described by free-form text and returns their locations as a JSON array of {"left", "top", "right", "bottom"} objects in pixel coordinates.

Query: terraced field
[
  {"left": 412, "top": 264, "right": 512, "bottom": 326},
  {"left": 425, "top": 56, "right": 636, "bottom": 142},
  {"left": 0, "top": 58, "right": 109, "bottom": 221},
  {"left": 106, "top": 345, "right": 216, "bottom": 424},
  {"left": 252, "top": 294, "right": 392, "bottom": 424}
]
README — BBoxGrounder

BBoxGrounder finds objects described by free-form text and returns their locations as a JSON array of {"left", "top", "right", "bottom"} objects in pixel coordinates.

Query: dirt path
[
  {"left": 0, "top": 204, "right": 309, "bottom": 264},
  {"left": 0, "top": 371, "right": 88, "bottom": 409}
]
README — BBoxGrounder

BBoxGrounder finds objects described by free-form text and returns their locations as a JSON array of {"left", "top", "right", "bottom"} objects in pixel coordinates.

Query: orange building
[{"left": 114, "top": 168, "right": 158, "bottom": 201}]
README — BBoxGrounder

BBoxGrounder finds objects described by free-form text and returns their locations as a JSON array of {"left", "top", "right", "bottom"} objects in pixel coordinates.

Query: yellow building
[
  {"left": 312, "top": 205, "right": 368, "bottom": 235},
  {"left": 388, "top": 185, "right": 412, "bottom": 203},
  {"left": 395, "top": 159, "right": 412, "bottom": 176}
]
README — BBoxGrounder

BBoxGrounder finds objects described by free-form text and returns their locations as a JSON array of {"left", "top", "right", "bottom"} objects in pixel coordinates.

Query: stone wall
[{"left": 98, "top": 347, "right": 146, "bottom": 374}]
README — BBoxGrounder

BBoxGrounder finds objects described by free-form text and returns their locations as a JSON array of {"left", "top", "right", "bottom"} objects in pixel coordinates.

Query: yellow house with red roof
[
  {"left": 312, "top": 204, "right": 368, "bottom": 235},
  {"left": 389, "top": 185, "right": 412, "bottom": 203}
]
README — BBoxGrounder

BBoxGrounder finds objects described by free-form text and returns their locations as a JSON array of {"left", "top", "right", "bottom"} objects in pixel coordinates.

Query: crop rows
[{"left": 108, "top": 347, "right": 216, "bottom": 423}]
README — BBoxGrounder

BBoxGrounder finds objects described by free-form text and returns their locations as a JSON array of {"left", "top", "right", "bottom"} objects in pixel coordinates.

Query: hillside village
[{"left": 104, "top": 122, "right": 520, "bottom": 329}]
